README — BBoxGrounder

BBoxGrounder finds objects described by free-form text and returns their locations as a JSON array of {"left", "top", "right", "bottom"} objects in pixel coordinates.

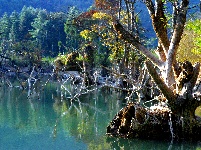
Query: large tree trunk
[
  {"left": 107, "top": 0, "right": 201, "bottom": 140},
  {"left": 107, "top": 61, "right": 201, "bottom": 140},
  {"left": 146, "top": 60, "right": 201, "bottom": 137}
]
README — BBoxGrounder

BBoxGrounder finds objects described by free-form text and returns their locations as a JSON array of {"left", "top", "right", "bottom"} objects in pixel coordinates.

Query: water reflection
[
  {"left": 106, "top": 137, "right": 201, "bottom": 150},
  {"left": 0, "top": 83, "right": 201, "bottom": 149}
]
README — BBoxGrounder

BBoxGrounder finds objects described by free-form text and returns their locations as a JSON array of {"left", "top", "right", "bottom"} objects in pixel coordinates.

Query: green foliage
[
  {"left": 0, "top": 13, "right": 11, "bottom": 40},
  {"left": 0, "top": 6, "right": 68, "bottom": 59},
  {"left": 65, "top": 8, "right": 110, "bottom": 68},
  {"left": 30, "top": 9, "right": 49, "bottom": 41},
  {"left": 186, "top": 19, "right": 201, "bottom": 55},
  {"left": 58, "top": 41, "right": 62, "bottom": 48},
  {"left": 54, "top": 52, "right": 82, "bottom": 71},
  {"left": 9, "top": 11, "right": 20, "bottom": 42},
  {"left": 10, "top": 40, "right": 42, "bottom": 67},
  {"left": 177, "top": 18, "right": 201, "bottom": 64},
  {"left": 19, "top": 6, "right": 38, "bottom": 41},
  {"left": 58, "top": 54, "right": 68, "bottom": 65},
  {"left": 90, "top": 11, "right": 139, "bottom": 65},
  {"left": 42, "top": 56, "right": 54, "bottom": 64},
  {"left": 64, "top": 6, "right": 82, "bottom": 52},
  {"left": 30, "top": 11, "right": 67, "bottom": 56}
]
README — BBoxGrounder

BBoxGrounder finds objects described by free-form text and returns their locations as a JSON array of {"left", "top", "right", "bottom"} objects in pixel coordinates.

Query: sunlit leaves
[
  {"left": 185, "top": 19, "right": 201, "bottom": 55},
  {"left": 186, "top": 19, "right": 201, "bottom": 33},
  {"left": 177, "top": 28, "right": 201, "bottom": 64},
  {"left": 80, "top": 29, "right": 93, "bottom": 41},
  {"left": 92, "top": 12, "right": 111, "bottom": 20}
]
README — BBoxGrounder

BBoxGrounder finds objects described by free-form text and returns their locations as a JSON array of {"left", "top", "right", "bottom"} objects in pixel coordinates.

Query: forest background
[{"left": 0, "top": 0, "right": 200, "bottom": 70}]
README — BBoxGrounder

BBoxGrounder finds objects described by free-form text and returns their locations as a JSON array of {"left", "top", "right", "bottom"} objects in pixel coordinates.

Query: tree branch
[
  {"left": 190, "top": 63, "right": 200, "bottom": 89},
  {"left": 166, "top": 0, "right": 189, "bottom": 86},
  {"left": 145, "top": 0, "right": 155, "bottom": 15},
  {"left": 113, "top": 21, "right": 164, "bottom": 67},
  {"left": 145, "top": 0, "right": 169, "bottom": 54},
  {"left": 145, "top": 60, "right": 177, "bottom": 108},
  {"left": 156, "top": 43, "right": 166, "bottom": 62}
]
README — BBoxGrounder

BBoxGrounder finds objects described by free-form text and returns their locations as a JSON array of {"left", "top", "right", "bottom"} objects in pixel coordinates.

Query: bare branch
[
  {"left": 145, "top": 60, "right": 177, "bottom": 107},
  {"left": 113, "top": 21, "right": 164, "bottom": 67},
  {"left": 144, "top": 0, "right": 155, "bottom": 15},
  {"left": 166, "top": 0, "right": 189, "bottom": 86},
  {"left": 156, "top": 43, "right": 167, "bottom": 62},
  {"left": 145, "top": 0, "right": 170, "bottom": 54}
]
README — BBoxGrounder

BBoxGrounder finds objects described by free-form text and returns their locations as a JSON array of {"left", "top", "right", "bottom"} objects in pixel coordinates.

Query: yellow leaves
[
  {"left": 175, "top": 18, "right": 201, "bottom": 66},
  {"left": 177, "top": 30, "right": 201, "bottom": 64},
  {"left": 80, "top": 29, "right": 92, "bottom": 41},
  {"left": 92, "top": 12, "right": 110, "bottom": 20},
  {"left": 101, "top": 32, "right": 107, "bottom": 38},
  {"left": 192, "top": 48, "right": 201, "bottom": 55},
  {"left": 108, "top": 41, "right": 124, "bottom": 62}
]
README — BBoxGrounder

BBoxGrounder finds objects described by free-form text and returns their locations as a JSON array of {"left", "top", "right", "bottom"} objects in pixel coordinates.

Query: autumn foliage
[{"left": 95, "top": 0, "right": 119, "bottom": 13}]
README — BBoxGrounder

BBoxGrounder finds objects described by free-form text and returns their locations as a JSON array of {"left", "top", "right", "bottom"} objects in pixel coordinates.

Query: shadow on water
[{"left": 0, "top": 81, "right": 201, "bottom": 150}]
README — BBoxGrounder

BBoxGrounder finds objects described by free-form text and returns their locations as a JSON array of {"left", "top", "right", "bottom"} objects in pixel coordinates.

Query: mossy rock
[{"left": 54, "top": 52, "right": 82, "bottom": 71}]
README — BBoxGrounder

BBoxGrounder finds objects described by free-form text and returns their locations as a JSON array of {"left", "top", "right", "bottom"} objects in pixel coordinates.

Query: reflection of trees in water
[
  {"left": 0, "top": 83, "right": 58, "bottom": 134},
  {"left": 51, "top": 83, "right": 201, "bottom": 149},
  {"left": 0, "top": 82, "right": 200, "bottom": 149},
  {"left": 106, "top": 137, "right": 200, "bottom": 150},
  {"left": 0, "top": 81, "right": 125, "bottom": 148},
  {"left": 51, "top": 86, "right": 127, "bottom": 147}
]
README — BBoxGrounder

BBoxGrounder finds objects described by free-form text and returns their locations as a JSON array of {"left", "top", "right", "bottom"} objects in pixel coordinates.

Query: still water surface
[{"left": 0, "top": 82, "right": 201, "bottom": 150}]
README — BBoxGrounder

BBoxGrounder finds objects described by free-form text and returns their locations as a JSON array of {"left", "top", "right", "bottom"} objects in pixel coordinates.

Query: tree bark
[
  {"left": 113, "top": 21, "right": 164, "bottom": 67},
  {"left": 145, "top": 61, "right": 177, "bottom": 109},
  {"left": 145, "top": 0, "right": 170, "bottom": 54},
  {"left": 107, "top": 0, "right": 201, "bottom": 140},
  {"left": 166, "top": 0, "right": 189, "bottom": 86}
]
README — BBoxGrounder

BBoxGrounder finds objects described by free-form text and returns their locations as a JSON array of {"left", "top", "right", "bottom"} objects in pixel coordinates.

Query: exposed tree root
[{"left": 106, "top": 103, "right": 201, "bottom": 141}]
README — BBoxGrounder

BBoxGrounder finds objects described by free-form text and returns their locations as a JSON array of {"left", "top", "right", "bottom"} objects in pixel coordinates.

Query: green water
[{"left": 0, "top": 83, "right": 200, "bottom": 150}]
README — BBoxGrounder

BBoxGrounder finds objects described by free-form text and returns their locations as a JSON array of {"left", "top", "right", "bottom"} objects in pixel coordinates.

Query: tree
[
  {"left": 9, "top": 11, "right": 20, "bottom": 42},
  {"left": 30, "top": 9, "right": 49, "bottom": 52},
  {"left": 19, "top": 6, "right": 38, "bottom": 41},
  {"left": 30, "top": 10, "right": 67, "bottom": 56},
  {"left": 77, "top": 1, "right": 145, "bottom": 86},
  {"left": 0, "top": 13, "right": 11, "bottom": 40},
  {"left": 40, "top": 12, "right": 67, "bottom": 56},
  {"left": 0, "top": 13, "right": 12, "bottom": 54},
  {"left": 102, "top": 0, "right": 201, "bottom": 140},
  {"left": 64, "top": 6, "right": 81, "bottom": 51}
]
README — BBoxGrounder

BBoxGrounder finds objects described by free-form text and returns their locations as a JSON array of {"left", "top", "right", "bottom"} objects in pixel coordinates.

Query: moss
[{"left": 54, "top": 52, "right": 82, "bottom": 71}]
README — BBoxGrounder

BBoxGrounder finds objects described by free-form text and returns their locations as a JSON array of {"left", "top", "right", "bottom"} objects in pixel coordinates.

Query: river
[{"left": 0, "top": 81, "right": 201, "bottom": 150}]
